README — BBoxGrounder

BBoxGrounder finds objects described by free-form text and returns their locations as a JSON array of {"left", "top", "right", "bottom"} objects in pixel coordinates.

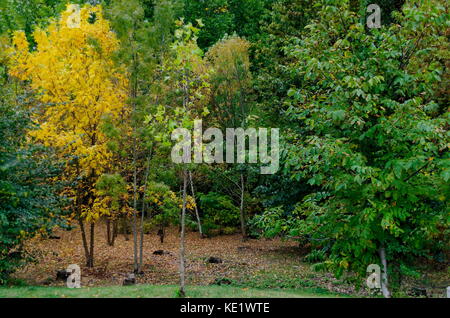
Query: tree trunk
[
  {"left": 106, "top": 218, "right": 112, "bottom": 246},
  {"left": 179, "top": 169, "right": 188, "bottom": 297},
  {"left": 132, "top": 150, "right": 138, "bottom": 273},
  {"left": 112, "top": 219, "right": 118, "bottom": 246},
  {"left": 121, "top": 217, "right": 130, "bottom": 241},
  {"left": 130, "top": 49, "right": 139, "bottom": 274},
  {"left": 106, "top": 218, "right": 116, "bottom": 247},
  {"left": 188, "top": 171, "right": 203, "bottom": 238},
  {"left": 379, "top": 247, "right": 391, "bottom": 298},
  {"left": 158, "top": 225, "right": 165, "bottom": 244},
  {"left": 239, "top": 173, "right": 247, "bottom": 239},
  {"left": 88, "top": 223, "right": 95, "bottom": 267},
  {"left": 106, "top": 218, "right": 110, "bottom": 244},
  {"left": 78, "top": 219, "right": 91, "bottom": 267},
  {"left": 138, "top": 208, "right": 145, "bottom": 273},
  {"left": 138, "top": 154, "right": 152, "bottom": 273}
]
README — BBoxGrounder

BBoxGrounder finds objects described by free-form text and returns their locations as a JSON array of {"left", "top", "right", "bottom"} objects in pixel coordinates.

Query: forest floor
[{"left": 10, "top": 222, "right": 449, "bottom": 298}]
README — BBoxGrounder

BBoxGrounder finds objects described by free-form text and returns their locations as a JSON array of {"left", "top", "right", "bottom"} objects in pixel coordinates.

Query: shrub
[{"left": 198, "top": 192, "right": 240, "bottom": 235}]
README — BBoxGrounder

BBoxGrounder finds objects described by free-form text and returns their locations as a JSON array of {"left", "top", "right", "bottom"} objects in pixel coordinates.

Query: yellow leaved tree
[{"left": 9, "top": 4, "right": 128, "bottom": 267}]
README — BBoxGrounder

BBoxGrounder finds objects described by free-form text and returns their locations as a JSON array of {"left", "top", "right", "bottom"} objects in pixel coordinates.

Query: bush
[
  {"left": 0, "top": 84, "right": 66, "bottom": 284},
  {"left": 142, "top": 219, "right": 156, "bottom": 234},
  {"left": 198, "top": 192, "right": 240, "bottom": 235}
]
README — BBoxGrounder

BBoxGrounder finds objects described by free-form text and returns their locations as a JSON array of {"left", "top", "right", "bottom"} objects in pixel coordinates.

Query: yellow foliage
[
  {"left": 8, "top": 4, "right": 128, "bottom": 221},
  {"left": 178, "top": 195, "right": 196, "bottom": 211}
]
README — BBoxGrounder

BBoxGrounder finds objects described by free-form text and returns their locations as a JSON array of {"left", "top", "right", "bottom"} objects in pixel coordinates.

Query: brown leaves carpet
[{"left": 16, "top": 223, "right": 303, "bottom": 288}]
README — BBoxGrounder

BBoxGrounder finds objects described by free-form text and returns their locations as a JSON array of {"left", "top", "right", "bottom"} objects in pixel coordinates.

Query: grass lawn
[{"left": 0, "top": 284, "right": 345, "bottom": 298}]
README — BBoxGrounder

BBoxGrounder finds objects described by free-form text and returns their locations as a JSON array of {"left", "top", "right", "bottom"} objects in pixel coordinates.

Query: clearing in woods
[
  {"left": 9, "top": 223, "right": 353, "bottom": 296},
  {"left": 8, "top": 223, "right": 448, "bottom": 297}
]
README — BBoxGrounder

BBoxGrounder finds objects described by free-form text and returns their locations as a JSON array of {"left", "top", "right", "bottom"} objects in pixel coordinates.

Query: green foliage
[
  {"left": 147, "top": 18, "right": 212, "bottom": 149},
  {"left": 0, "top": 0, "right": 63, "bottom": 36},
  {"left": 145, "top": 181, "right": 179, "bottom": 226},
  {"left": 0, "top": 77, "right": 65, "bottom": 284},
  {"left": 1, "top": 0, "right": 449, "bottom": 294},
  {"left": 182, "top": 0, "right": 235, "bottom": 49},
  {"left": 207, "top": 34, "right": 253, "bottom": 128},
  {"left": 303, "top": 249, "right": 327, "bottom": 264},
  {"left": 141, "top": 219, "right": 152, "bottom": 234},
  {"left": 251, "top": 0, "right": 317, "bottom": 126},
  {"left": 353, "top": 0, "right": 405, "bottom": 25},
  {"left": 263, "top": 0, "right": 449, "bottom": 277},
  {"left": 198, "top": 192, "right": 240, "bottom": 233},
  {"left": 96, "top": 173, "right": 127, "bottom": 210},
  {"left": 0, "top": 0, "right": 99, "bottom": 41},
  {"left": 182, "top": 0, "right": 273, "bottom": 49},
  {"left": 227, "top": 0, "right": 271, "bottom": 42}
]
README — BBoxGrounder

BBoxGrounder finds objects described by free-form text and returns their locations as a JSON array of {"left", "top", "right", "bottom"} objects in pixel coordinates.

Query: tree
[
  {"left": 9, "top": 4, "right": 128, "bottom": 268},
  {"left": 0, "top": 41, "right": 65, "bottom": 283},
  {"left": 251, "top": 0, "right": 316, "bottom": 126},
  {"left": 150, "top": 19, "right": 212, "bottom": 296},
  {"left": 108, "top": 0, "right": 150, "bottom": 275},
  {"left": 188, "top": 170, "right": 203, "bottom": 237},
  {"left": 270, "top": 0, "right": 448, "bottom": 293},
  {"left": 207, "top": 35, "right": 253, "bottom": 238},
  {"left": 144, "top": 181, "right": 180, "bottom": 243},
  {"left": 107, "top": 0, "right": 182, "bottom": 274},
  {"left": 95, "top": 173, "right": 127, "bottom": 246}
]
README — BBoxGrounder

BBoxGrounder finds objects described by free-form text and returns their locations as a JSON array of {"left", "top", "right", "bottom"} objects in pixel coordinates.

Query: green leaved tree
[
  {"left": 0, "top": 45, "right": 66, "bottom": 284},
  {"left": 261, "top": 0, "right": 449, "bottom": 295}
]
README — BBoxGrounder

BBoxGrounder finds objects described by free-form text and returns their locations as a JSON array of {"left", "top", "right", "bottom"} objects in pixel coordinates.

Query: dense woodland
[{"left": 0, "top": 0, "right": 448, "bottom": 297}]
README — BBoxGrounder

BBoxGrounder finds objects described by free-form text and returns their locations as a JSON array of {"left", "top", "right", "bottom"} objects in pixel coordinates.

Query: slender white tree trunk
[
  {"left": 130, "top": 48, "right": 139, "bottom": 274},
  {"left": 188, "top": 171, "right": 203, "bottom": 237},
  {"left": 132, "top": 131, "right": 138, "bottom": 273},
  {"left": 138, "top": 154, "right": 152, "bottom": 272},
  {"left": 379, "top": 247, "right": 391, "bottom": 298},
  {"left": 179, "top": 169, "right": 188, "bottom": 297},
  {"left": 239, "top": 173, "right": 246, "bottom": 238}
]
